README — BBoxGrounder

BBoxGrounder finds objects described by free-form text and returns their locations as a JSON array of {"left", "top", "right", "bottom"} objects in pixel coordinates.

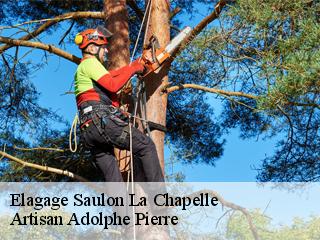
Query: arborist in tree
[{"left": 73, "top": 26, "right": 164, "bottom": 182}]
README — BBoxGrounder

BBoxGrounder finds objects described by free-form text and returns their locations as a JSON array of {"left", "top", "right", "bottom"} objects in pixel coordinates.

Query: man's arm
[{"left": 86, "top": 58, "right": 144, "bottom": 93}]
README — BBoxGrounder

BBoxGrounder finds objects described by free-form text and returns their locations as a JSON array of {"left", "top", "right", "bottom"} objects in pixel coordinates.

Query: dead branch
[
  {"left": 170, "top": 0, "right": 229, "bottom": 60},
  {"left": 286, "top": 101, "right": 320, "bottom": 109},
  {"left": 162, "top": 83, "right": 258, "bottom": 99},
  {"left": 0, "top": 11, "right": 104, "bottom": 53},
  {"left": 0, "top": 151, "right": 88, "bottom": 182},
  {"left": 13, "top": 146, "right": 65, "bottom": 152},
  {"left": 58, "top": 20, "right": 75, "bottom": 45},
  {"left": 187, "top": 189, "right": 260, "bottom": 240},
  {"left": 0, "top": 36, "right": 81, "bottom": 64},
  {"left": 170, "top": 7, "right": 182, "bottom": 19},
  {"left": 163, "top": 84, "right": 320, "bottom": 109}
]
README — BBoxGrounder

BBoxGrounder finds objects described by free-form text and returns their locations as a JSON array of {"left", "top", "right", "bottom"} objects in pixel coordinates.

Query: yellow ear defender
[{"left": 74, "top": 34, "right": 83, "bottom": 45}]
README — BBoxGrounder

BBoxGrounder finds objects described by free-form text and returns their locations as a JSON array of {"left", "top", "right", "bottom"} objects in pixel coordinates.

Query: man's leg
[
  {"left": 130, "top": 127, "right": 164, "bottom": 182},
  {"left": 91, "top": 146, "right": 123, "bottom": 182},
  {"left": 101, "top": 115, "right": 164, "bottom": 182}
]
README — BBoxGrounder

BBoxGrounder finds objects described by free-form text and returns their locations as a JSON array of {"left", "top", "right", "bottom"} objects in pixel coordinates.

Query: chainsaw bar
[{"left": 140, "top": 26, "right": 192, "bottom": 77}]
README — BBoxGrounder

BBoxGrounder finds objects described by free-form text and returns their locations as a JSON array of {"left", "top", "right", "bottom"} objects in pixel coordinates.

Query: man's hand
[
  {"left": 142, "top": 49, "right": 153, "bottom": 63},
  {"left": 131, "top": 58, "right": 145, "bottom": 75}
]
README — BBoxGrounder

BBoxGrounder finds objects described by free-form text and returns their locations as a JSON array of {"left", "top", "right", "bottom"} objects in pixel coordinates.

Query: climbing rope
[
  {"left": 130, "top": 0, "right": 153, "bottom": 138},
  {"left": 128, "top": 116, "right": 136, "bottom": 238},
  {"left": 143, "top": 0, "right": 152, "bottom": 46},
  {"left": 131, "top": 0, "right": 152, "bottom": 62},
  {"left": 140, "top": 80, "right": 152, "bottom": 136},
  {"left": 69, "top": 113, "right": 79, "bottom": 153},
  {"left": 127, "top": 2, "right": 153, "bottom": 239},
  {"left": 128, "top": 0, "right": 154, "bottom": 173}
]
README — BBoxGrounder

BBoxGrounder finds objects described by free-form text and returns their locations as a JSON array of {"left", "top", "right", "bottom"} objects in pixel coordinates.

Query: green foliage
[
  {"left": 229, "top": 0, "right": 320, "bottom": 109},
  {"left": 165, "top": 0, "right": 319, "bottom": 180},
  {"left": 167, "top": 90, "right": 225, "bottom": 164}
]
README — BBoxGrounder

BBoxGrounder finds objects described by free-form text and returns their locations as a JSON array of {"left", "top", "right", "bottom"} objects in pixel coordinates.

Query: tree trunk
[
  {"left": 104, "top": 0, "right": 170, "bottom": 177},
  {"left": 104, "top": 0, "right": 130, "bottom": 69},
  {"left": 144, "top": 0, "right": 170, "bottom": 174},
  {"left": 104, "top": 0, "right": 131, "bottom": 175}
]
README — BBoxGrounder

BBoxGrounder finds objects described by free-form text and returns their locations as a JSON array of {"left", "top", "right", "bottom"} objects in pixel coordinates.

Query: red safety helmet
[{"left": 74, "top": 26, "right": 113, "bottom": 49}]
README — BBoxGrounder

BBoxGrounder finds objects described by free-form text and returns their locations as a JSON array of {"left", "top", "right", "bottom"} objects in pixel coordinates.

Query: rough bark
[
  {"left": 104, "top": 0, "right": 131, "bottom": 175},
  {"left": 144, "top": 0, "right": 171, "bottom": 174},
  {"left": 105, "top": 0, "right": 130, "bottom": 69}
]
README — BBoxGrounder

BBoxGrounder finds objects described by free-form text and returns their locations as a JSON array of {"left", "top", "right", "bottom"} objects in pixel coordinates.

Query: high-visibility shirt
[{"left": 74, "top": 57, "right": 139, "bottom": 107}]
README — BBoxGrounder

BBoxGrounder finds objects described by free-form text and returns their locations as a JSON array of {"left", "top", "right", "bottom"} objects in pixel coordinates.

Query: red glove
[{"left": 130, "top": 58, "right": 145, "bottom": 74}]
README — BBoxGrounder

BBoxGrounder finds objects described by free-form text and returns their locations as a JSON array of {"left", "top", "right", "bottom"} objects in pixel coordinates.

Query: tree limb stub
[
  {"left": 0, "top": 36, "right": 81, "bottom": 64},
  {"left": 170, "top": 0, "right": 229, "bottom": 61},
  {"left": 170, "top": 7, "right": 182, "bottom": 19},
  {"left": 0, "top": 11, "right": 104, "bottom": 53},
  {"left": 163, "top": 83, "right": 258, "bottom": 99},
  {"left": 0, "top": 151, "right": 88, "bottom": 182}
]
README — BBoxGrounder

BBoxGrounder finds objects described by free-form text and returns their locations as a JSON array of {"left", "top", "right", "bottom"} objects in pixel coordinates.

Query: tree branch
[
  {"left": 163, "top": 83, "right": 258, "bottom": 99},
  {"left": 0, "top": 151, "right": 88, "bottom": 182},
  {"left": 13, "top": 145, "right": 65, "bottom": 152},
  {"left": 187, "top": 190, "right": 260, "bottom": 240},
  {"left": 170, "top": 7, "right": 182, "bottom": 19},
  {"left": 127, "top": 0, "right": 144, "bottom": 20},
  {"left": 286, "top": 101, "right": 320, "bottom": 109},
  {"left": 163, "top": 84, "right": 320, "bottom": 109},
  {"left": 58, "top": 20, "right": 76, "bottom": 45},
  {"left": 170, "top": 0, "right": 229, "bottom": 60},
  {"left": 0, "top": 36, "right": 81, "bottom": 64},
  {"left": 0, "top": 11, "right": 104, "bottom": 53}
]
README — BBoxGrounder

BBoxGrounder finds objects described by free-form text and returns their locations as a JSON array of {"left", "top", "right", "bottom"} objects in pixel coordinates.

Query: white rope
[
  {"left": 132, "top": 81, "right": 142, "bottom": 126},
  {"left": 69, "top": 113, "right": 79, "bottom": 153},
  {"left": 128, "top": 118, "right": 136, "bottom": 239},
  {"left": 129, "top": 0, "right": 153, "bottom": 180},
  {"left": 132, "top": 0, "right": 153, "bottom": 127},
  {"left": 130, "top": 0, "right": 152, "bottom": 63},
  {"left": 143, "top": 0, "right": 153, "bottom": 46},
  {"left": 140, "top": 0, "right": 153, "bottom": 137},
  {"left": 127, "top": 2, "right": 153, "bottom": 239}
]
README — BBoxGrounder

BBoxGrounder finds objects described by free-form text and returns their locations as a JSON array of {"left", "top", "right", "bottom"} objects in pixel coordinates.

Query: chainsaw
[
  {"left": 120, "top": 27, "right": 191, "bottom": 94},
  {"left": 140, "top": 26, "right": 191, "bottom": 77}
]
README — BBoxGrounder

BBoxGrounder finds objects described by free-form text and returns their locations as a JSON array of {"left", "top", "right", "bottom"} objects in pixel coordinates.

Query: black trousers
[{"left": 80, "top": 108, "right": 164, "bottom": 182}]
